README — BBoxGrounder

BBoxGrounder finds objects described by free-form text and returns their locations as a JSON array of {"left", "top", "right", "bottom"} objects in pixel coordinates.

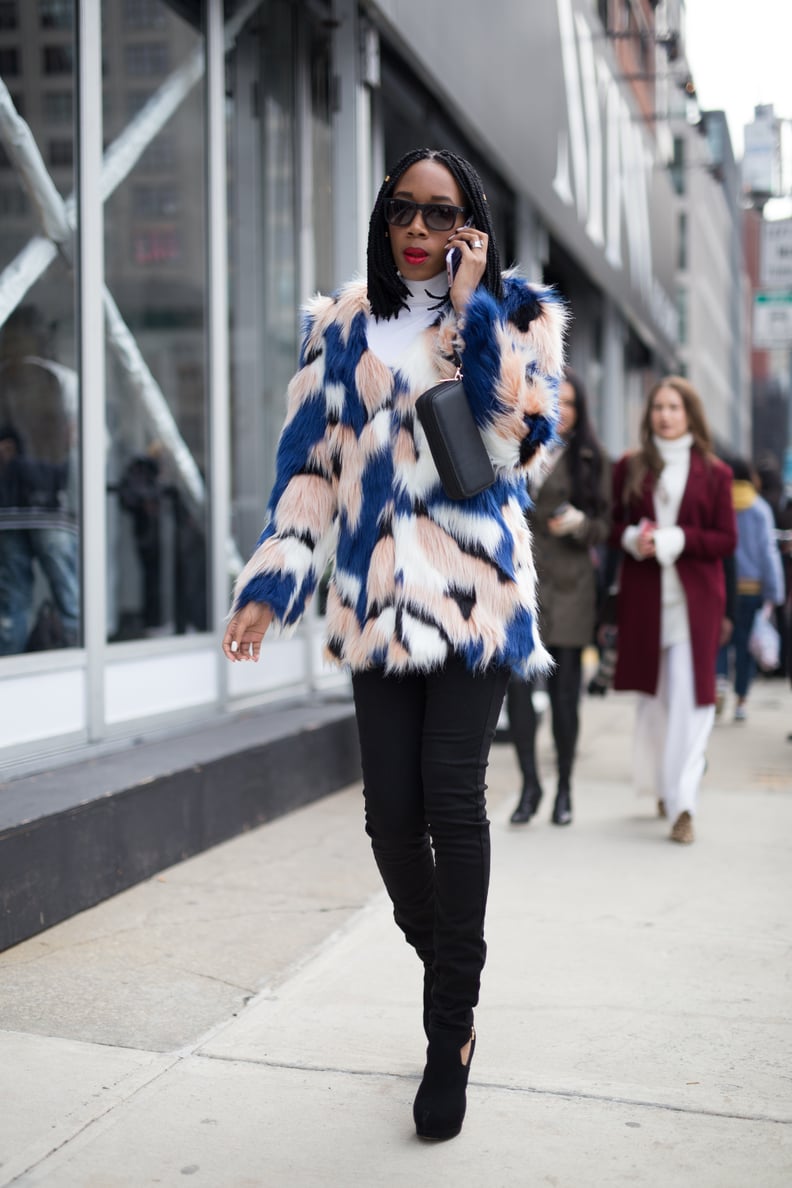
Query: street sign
[
  {"left": 753, "top": 291, "right": 792, "bottom": 348},
  {"left": 760, "top": 219, "right": 792, "bottom": 288}
]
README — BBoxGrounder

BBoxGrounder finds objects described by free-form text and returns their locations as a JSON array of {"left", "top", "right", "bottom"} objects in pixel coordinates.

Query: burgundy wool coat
[{"left": 610, "top": 450, "right": 737, "bottom": 706}]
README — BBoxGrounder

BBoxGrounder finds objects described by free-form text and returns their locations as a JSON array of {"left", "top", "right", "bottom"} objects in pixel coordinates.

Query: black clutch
[{"left": 415, "top": 376, "right": 495, "bottom": 501}]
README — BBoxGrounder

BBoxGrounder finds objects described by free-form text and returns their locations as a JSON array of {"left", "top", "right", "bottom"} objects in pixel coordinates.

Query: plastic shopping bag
[{"left": 748, "top": 607, "right": 780, "bottom": 672}]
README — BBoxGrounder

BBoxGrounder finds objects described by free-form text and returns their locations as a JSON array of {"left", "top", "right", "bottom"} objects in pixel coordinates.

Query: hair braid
[{"left": 367, "top": 148, "right": 503, "bottom": 320}]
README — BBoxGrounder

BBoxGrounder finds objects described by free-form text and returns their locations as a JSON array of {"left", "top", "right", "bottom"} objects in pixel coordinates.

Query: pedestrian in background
[
  {"left": 223, "top": 148, "right": 566, "bottom": 1141},
  {"left": 509, "top": 367, "right": 611, "bottom": 827},
  {"left": 716, "top": 456, "right": 784, "bottom": 721},
  {"left": 611, "top": 376, "right": 736, "bottom": 845}
]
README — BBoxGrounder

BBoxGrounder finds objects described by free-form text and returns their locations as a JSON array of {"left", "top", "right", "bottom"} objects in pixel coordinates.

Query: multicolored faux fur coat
[{"left": 232, "top": 273, "right": 567, "bottom": 677}]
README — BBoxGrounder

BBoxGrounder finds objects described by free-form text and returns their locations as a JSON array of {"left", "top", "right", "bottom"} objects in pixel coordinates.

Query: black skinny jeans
[
  {"left": 508, "top": 646, "right": 582, "bottom": 790},
  {"left": 351, "top": 656, "right": 509, "bottom": 1038}
]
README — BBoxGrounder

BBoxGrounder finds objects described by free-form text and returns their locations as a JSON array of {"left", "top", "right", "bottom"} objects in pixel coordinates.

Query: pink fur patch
[
  {"left": 356, "top": 351, "right": 392, "bottom": 415},
  {"left": 274, "top": 473, "right": 335, "bottom": 537}
]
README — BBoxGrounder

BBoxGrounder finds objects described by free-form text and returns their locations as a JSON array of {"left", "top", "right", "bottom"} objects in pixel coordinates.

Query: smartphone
[{"left": 446, "top": 218, "right": 474, "bottom": 286}]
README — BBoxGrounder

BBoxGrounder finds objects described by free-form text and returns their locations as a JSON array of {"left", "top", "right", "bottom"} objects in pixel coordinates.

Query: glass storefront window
[
  {"left": 0, "top": 6, "right": 81, "bottom": 656},
  {"left": 226, "top": 0, "right": 298, "bottom": 560},
  {"left": 225, "top": 0, "right": 333, "bottom": 564},
  {"left": 103, "top": 0, "right": 210, "bottom": 642}
]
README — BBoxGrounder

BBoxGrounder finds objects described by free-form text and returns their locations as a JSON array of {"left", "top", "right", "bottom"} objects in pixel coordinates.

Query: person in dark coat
[
  {"left": 611, "top": 376, "right": 736, "bottom": 845},
  {"left": 509, "top": 367, "right": 611, "bottom": 827}
]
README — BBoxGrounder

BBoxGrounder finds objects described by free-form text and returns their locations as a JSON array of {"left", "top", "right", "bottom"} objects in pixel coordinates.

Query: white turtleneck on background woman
[{"left": 621, "top": 432, "right": 693, "bottom": 646}]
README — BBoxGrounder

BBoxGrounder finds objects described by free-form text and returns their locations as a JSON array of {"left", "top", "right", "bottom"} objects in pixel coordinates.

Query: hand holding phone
[{"left": 446, "top": 218, "right": 474, "bottom": 287}]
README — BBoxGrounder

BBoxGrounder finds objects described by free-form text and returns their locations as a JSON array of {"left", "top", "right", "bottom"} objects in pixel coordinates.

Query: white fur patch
[
  {"left": 395, "top": 327, "right": 443, "bottom": 394},
  {"left": 333, "top": 565, "right": 362, "bottom": 607},
  {"left": 481, "top": 425, "right": 520, "bottom": 471},
  {"left": 427, "top": 503, "right": 504, "bottom": 553},
  {"left": 400, "top": 611, "right": 449, "bottom": 665},
  {"left": 392, "top": 516, "right": 448, "bottom": 593},
  {"left": 325, "top": 381, "right": 345, "bottom": 420},
  {"left": 369, "top": 407, "right": 392, "bottom": 450},
  {"left": 395, "top": 427, "right": 445, "bottom": 500}
]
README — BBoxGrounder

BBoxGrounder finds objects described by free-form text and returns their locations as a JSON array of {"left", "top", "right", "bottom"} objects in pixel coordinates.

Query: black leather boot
[
  {"left": 551, "top": 782, "right": 572, "bottom": 826},
  {"left": 510, "top": 783, "right": 543, "bottom": 824},
  {"left": 413, "top": 1027, "right": 476, "bottom": 1141}
]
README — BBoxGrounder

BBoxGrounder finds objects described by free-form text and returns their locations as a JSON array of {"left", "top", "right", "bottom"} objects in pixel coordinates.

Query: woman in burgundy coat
[{"left": 611, "top": 377, "right": 736, "bottom": 845}]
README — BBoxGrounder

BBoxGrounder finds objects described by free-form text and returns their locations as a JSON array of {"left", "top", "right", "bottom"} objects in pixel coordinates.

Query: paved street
[{"left": 1, "top": 678, "right": 790, "bottom": 1187}]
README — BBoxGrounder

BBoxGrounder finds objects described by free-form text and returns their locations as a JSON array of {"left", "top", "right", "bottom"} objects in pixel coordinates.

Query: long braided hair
[{"left": 367, "top": 148, "right": 503, "bottom": 320}]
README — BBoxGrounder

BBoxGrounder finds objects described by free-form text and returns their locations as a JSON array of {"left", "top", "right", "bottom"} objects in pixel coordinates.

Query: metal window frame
[
  {"left": 206, "top": 0, "right": 229, "bottom": 710},
  {"left": 77, "top": 0, "right": 106, "bottom": 741}
]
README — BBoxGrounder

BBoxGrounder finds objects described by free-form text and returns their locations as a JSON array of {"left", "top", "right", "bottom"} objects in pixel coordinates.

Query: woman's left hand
[{"left": 446, "top": 225, "right": 488, "bottom": 313}]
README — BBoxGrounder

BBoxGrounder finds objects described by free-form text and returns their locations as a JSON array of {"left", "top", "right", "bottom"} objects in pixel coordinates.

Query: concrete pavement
[{"left": 1, "top": 678, "right": 790, "bottom": 1186}]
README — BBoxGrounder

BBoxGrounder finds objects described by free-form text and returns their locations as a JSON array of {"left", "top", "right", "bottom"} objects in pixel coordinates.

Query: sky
[{"left": 684, "top": 0, "right": 792, "bottom": 161}]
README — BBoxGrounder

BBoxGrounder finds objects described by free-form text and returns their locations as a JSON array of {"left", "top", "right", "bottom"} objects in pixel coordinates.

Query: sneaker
[
  {"left": 670, "top": 811, "right": 694, "bottom": 845},
  {"left": 715, "top": 678, "right": 729, "bottom": 718},
  {"left": 657, "top": 799, "right": 667, "bottom": 819},
  {"left": 734, "top": 704, "right": 747, "bottom": 723}
]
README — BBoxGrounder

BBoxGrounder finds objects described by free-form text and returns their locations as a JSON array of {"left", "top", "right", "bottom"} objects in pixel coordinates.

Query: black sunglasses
[{"left": 384, "top": 198, "right": 468, "bottom": 232}]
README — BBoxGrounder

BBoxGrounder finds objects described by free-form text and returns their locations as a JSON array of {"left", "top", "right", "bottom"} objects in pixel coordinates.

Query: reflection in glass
[
  {"left": 226, "top": 0, "right": 333, "bottom": 568},
  {"left": 0, "top": 5, "right": 80, "bottom": 656},
  {"left": 103, "top": 0, "right": 209, "bottom": 642}
]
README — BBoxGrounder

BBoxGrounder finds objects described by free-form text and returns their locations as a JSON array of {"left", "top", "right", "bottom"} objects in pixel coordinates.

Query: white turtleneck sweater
[
  {"left": 365, "top": 272, "right": 449, "bottom": 367},
  {"left": 622, "top": 432, "right": 692, "bottom": 646}
]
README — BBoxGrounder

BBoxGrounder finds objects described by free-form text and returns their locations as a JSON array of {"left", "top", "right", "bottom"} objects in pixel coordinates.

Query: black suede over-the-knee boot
[{"left": 413, "top": 1026, "right": 476, "bottom": 1141}]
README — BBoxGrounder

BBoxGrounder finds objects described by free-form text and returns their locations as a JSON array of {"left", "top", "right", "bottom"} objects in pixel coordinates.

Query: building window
[
  {"left": 676, "top": 287, "right": 688, "bottom": 346},
  {"left": 40, "top": 0, "right": 73, "bottom": 29},
  {"left": 126, "top": 90, "right": 150, "bottom": 118},
  {"left": 124, "top": 42, "right": 169, "bottom": 77},
  {"left": 133, "top": 184, "right": 179, "bottom": 218},
  {"left": 671, "top": 136, "right": 685, "bottom": 195},
  {"left": 138, "top": 135, "right": 175, "bottom": 171},
  {"left": 131, "top": 228, "right": 181, "bottom": 265},
  {"left": 43, "top": 45, "right": 75, "bottom": 74},
  {"left": 0, "top": 1, "right": 17, "bottom": 31},
  {"left": 123, "top": 0, "right": 166, "bottom": 29},
  {"left": 49, "top": 138, "right": 73, "bottom": 167},
  {"left": 677, "top": 211, "right": 687, "bottom": 271},
  {"left": 0, "top": 187, "right": 28, "bottom": 216},
  {"left": 43, "top": 91, "right": 74, "bottom": 123},
  {"left": 0, "top": 47, "right": 20, "bottom": 75}
]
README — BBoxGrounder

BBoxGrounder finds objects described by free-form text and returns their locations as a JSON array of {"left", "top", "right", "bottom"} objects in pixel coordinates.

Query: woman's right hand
[{"left": 222, "top": 602, "right": 274, "bottom": 662}]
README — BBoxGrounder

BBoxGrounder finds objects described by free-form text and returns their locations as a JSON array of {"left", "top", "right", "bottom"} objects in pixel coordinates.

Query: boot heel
[
  {"left": 552, "top": 784, "right": 572, "bottom": 825},
  {"left": 413, "top": 1027, "right": 476, "bottom": 1141}
]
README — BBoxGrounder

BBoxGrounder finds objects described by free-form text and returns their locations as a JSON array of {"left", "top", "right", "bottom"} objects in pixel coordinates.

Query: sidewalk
[{"left": 1, "top": 679, "right": 790, "bottom": 1186}]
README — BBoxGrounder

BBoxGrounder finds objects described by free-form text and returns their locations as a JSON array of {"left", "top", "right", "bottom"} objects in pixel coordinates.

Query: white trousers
[{"left": 633, "top": 639, "right": 715, "bottom": 821}]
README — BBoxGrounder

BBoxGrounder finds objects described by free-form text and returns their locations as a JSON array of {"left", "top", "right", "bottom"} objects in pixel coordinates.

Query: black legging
[
  {"left": 351, "top": 656, "right": 509, "bottom": 1038},
  {"left": 508, "top": 646, "right": 582, "bottom": 789}
]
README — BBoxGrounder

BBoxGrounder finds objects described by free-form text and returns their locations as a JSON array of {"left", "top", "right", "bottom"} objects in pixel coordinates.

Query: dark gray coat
[{"left": 530, "top": 445, "right": 612, "bottom": 648}]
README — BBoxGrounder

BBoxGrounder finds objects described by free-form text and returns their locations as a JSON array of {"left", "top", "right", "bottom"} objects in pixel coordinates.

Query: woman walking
[
  {"left": 223, "top": 148, "right": 566, "bottom": 1139},
  {"left": 509, "top": 367, "right": 611, "bottom": 827},
  {"left": 611, "top": 376, "right": 736, "bottom": 844}
]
